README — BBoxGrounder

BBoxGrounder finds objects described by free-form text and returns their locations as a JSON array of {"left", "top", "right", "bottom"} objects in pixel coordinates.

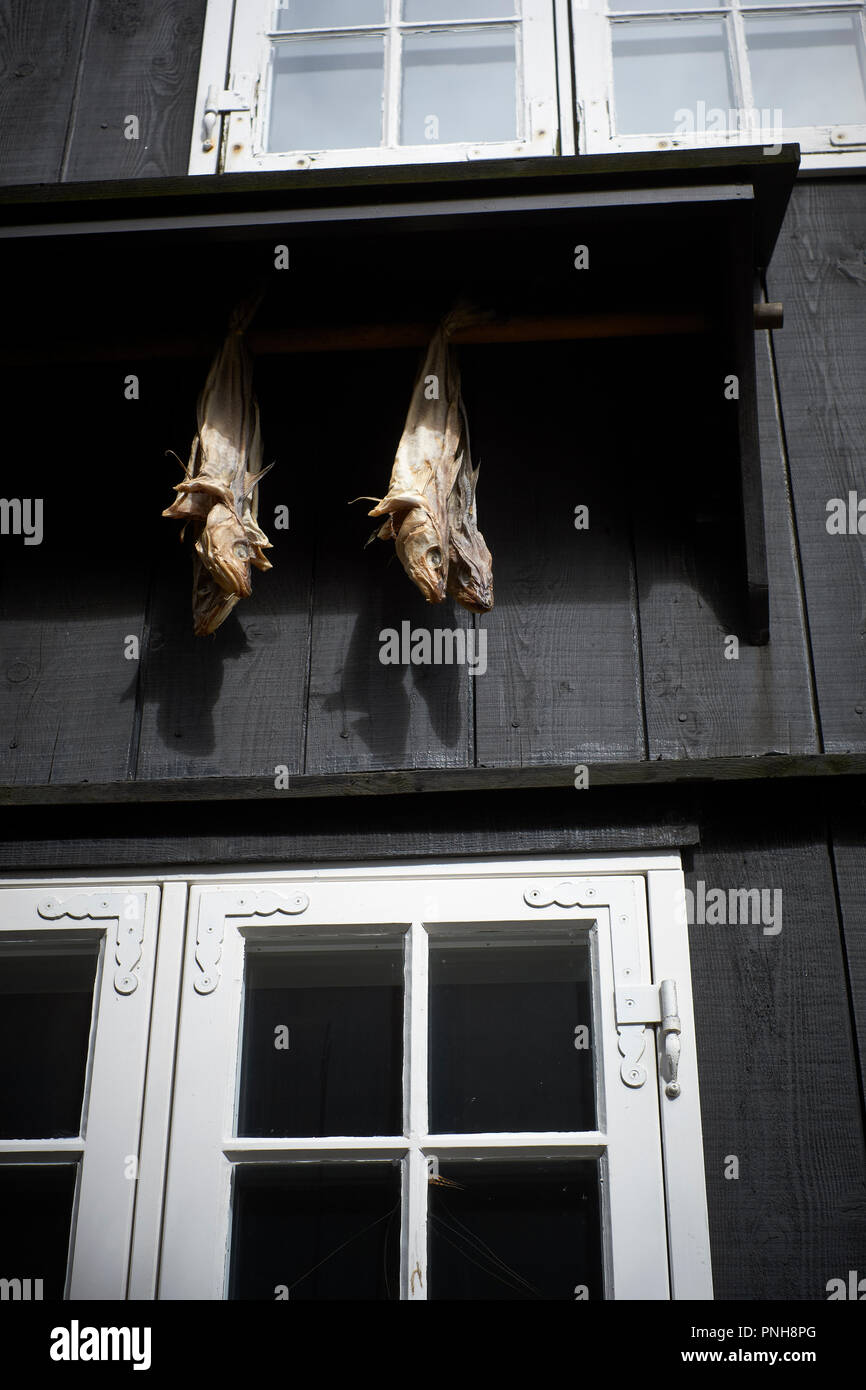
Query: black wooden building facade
[{"left": 0, "top": 0, "right": 865, "bottom": 1306}]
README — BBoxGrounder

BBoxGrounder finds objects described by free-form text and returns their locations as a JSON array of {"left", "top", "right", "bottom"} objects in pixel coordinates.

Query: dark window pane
[
  {"left": 0, "top": 950, "right": 98, "bottom": 1139},
  {"left": 0, "top": 1165, "right": 77, "bottom": 1299},
  {"left": 429, "top": 1160, "right": 602, "bottom": 1300},
  {"left": 429, "top": 936, "right": 595, "bottom": 1132},
  {"left": 237, "top": 946, "right": 404, "bottom": 1137},
  {"left": 229, "top": 1163, "right": 401, "bottom": 1300}
]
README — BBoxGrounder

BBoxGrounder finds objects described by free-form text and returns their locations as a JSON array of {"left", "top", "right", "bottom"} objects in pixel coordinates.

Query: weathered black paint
[{"left": 0, "top": 0, "right": 864, "bottom": 1310}]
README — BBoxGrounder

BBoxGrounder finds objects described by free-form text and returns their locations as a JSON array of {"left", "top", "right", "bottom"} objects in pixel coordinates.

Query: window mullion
[
  {"left": 402, "top": 919, "right": 429, "bottom": 1298},
  {"left": 729, "top": 0, "right": 755, "bottom": 128},
  {"left": 384, "top": 0, "right": 402, "bottom": 148}
]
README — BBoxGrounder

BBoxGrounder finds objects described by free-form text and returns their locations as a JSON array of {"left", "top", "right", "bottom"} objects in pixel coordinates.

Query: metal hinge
[
  {"left": 615, "top": 979, "right": 682, "bottom": 1099},
  {"left": 201, "top": 82, "right": 251, "bottom": 151}
]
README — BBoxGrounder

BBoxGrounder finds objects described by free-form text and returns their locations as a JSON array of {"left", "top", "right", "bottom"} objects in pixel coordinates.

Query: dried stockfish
[
  {"left": 163, "top": 295, "right": 273, "bottom": 633},
  {"left": 445, "top": 400, "right": 493, "bottom": 614},
  {"left": 363, "top": 309, "right": 471, "bottom": 604},
  {"left": 191, "top": 549, "right": 240, "bottom": 638},
  {"left": 362, "top": 307, "right": 493, "bottom": 611}
]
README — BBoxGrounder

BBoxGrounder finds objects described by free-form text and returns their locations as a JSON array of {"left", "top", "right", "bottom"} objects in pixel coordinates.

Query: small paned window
[
  {"left": 190, "top": 1, "right": 559, "bottom": 172},
  {"left": 159, "top": 860, "right": 712, "bottom": 1300}
]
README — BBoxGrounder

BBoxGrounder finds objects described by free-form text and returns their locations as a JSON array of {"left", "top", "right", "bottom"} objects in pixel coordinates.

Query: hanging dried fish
[
  {"left": 191, "top": 548, "right": 240, "bottom": 638},
  {"left": 446, "top": 400, "right": 493, "bottom": 614},
  {"left": 362, "top": 307, "right": 494, "bottom": 610},
  {"left": 163, "top": 294, "right": 273, "bottom": 633},
  {"left": 363, "top": 310, "right": 472, "bottom": 604}
]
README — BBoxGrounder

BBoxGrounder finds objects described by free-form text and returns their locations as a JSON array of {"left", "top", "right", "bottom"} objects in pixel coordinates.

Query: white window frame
[
  {"left": 571, "top": 0, "right": 866, "bottom": 171},
  {"left": 189, "top": 0, "right": 560, "bottom": 174},
  {"left": 156, "top": 854, "right": 711, "bottom": 1300},
  {"left": 0, "top": 885, "right": 163, "bottom": 1299},
  {"left": 0, "top": 854, "right": 711, "bottom": 1301}
]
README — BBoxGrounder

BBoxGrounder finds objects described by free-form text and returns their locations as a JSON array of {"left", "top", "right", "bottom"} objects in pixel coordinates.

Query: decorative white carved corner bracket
[
  {"left": 193, "top": 889, "right": 310, "bottom": 995},
  {"left": 524, "top": 879, "right": 682, "bottom": 1096},
  {"left": 37, "top": 891, "right": 147, "bottom": 995}
]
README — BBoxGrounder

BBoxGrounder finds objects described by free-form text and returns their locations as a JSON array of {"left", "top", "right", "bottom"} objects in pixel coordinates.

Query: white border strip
[{"left": 0, "top": 182, "right": 754, "bottom": 240}]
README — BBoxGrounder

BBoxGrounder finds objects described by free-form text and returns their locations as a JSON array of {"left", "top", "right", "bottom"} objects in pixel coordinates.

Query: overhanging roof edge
[{"left": 0, "top": 145, "right": 800, "bottom": 267}]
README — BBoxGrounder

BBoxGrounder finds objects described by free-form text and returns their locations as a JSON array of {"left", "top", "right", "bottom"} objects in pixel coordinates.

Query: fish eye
[
  {"left": 428, "top": 547, "right": 442, "bottom": 569},
  {"left": 233, "top": 542, "right": 250, "bottom": 560}
]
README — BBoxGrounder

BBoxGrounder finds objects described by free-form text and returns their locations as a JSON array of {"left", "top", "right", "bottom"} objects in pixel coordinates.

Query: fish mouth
[
  {"left": 195, "top": 529, "right": 253, "bottom": 597},
  {"left": 215, "top": 563, "right": 252, "bottom": 598},
  {"left": 450, "top": 578, "right": 493, "bottom": 613},
  {"left": 424, "top": 578, "right": 448, "bottom": 603}
]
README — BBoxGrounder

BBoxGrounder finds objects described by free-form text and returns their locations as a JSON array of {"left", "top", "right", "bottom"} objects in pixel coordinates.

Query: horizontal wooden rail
[
  {"left": 0, "top": 753, "right": 862, "bottom": 808},
  {"left": 3, "top": 305, "right": 781, "bottom": 366},
  {"left": 3, "top": 311, "right": 713, "bottom": 366}
]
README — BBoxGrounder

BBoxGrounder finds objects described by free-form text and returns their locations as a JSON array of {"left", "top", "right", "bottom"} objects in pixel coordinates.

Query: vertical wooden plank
[
  {"left": 767, "top": 182, "right": 866, "bottom": 752},
  {"left": 0, "top": 363, "right": 147, "bottom": 788},
  {"left": 63, "top": 0, "right": 207, "bottom": 181},
  {"left": 304, "top": 349, "right": 473, "bottom": 776},
  {"left": 473, "top": 341, "right": 645, "bottom": 768},
  {"left": 0, "top": 0, "right": 88, "bottom": 185},
  {"left": 635, "top": 325, "right": 818, "bottom": 759},
  {"left": 686, "top": 812, "right": 866, "bottom": 1299},
  {"left": 829, "top": 806, "right": 866, "bottom": 1126},
  {"left": 135, "top": 355, "right": 315, "bottom": 784}
]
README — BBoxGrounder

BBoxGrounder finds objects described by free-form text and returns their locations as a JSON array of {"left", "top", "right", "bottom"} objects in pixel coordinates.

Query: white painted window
[
  {"left": 159, "top": 856, "right": 710, "bottom": 1299},
  {"left": 572, "top": 0, "right": 866, "bottom": 168},
  {"left": 192, "top": 0, "right": 865, "bottom": 174},
  {"left": 0, "top": 886, "right": 162, "bottom": 1299},
  {"left": 190, "top": 1, "right": 560, "bottom": 173},
  {"left": 0, "top": 856, "right": 711, "bottom": 1300}
]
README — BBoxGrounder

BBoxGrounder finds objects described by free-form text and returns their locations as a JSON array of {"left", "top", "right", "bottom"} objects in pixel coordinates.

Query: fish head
[
  {"left": 191, "top": 555, "right": 241, "bottom": 635},
  {"left": 394, "top": 505, "right": 448, "bottom": 604},
  {"left": 195, "top": 504, "right": 253, "bottom": 597},
  {"left": 447, "top": 535, "right": 494, "bottom": 613}
]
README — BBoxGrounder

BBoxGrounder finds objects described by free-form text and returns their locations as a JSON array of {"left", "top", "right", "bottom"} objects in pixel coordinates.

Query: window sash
[
  {"left": 213, "top": 0, "right": 557, "bottom": 171},
  {"left": 0, "top": 886, "right": 162, "bottom": 1299},
  {"left": 574, "top": 0, "right": 866, "bottom": 154},
  {"left": 159, "top": 866, "right": 682, "bottom": 1299}
]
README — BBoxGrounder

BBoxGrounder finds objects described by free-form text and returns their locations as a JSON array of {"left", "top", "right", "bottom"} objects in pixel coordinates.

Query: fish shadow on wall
[{"left": 322, "top": 556, "right": 473, "bottom": 764}]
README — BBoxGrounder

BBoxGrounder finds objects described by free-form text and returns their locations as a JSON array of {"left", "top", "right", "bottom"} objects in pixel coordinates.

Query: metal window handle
[{"left": 659, "top": 978, "right": 682, "bottom": 1099}]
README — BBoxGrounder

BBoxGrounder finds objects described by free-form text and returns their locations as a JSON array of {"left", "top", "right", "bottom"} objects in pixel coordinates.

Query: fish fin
[
  {"left": 242, "top": 460, "right": 275, "bottom": 501},
  {"left": 165, "top": 447, "right": 189, "bottom": 474}
]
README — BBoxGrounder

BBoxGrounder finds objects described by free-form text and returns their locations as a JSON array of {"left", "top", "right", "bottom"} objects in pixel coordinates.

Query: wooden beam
[
  {"left": 2, "top": 311, "right": 713, "bottom": 367},
  {"left": 1, "top": 753, "right": 865, "bottom": 807}
]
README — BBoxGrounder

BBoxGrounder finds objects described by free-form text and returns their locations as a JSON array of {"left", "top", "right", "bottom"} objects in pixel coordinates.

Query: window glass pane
[
  {"left": 745, "top": 14, "right": 866, "bottom": 126},
  {"left": 401, "top": 27, "right": 517, "bottom": 144},
  {"left": 611, "top": 19, "right": 734, "bottom": 133},
  {"left": 608, "top": 0, "right": 721, "bottom": 9},
  {"left": 274, "top": 1, "right": 385, "bottom": 28},
  {"left": 0, "top": 1165, "right": 78, "bottom": 1299},
  {"left": 429, "top": 1160, "right": 603, "bottom": 1300},
  {"left": 429, "top": 935, "right": 595, "bottom": 1132},
  {"left": 0, "top": 949, "right": 98, "bottom": 1139},
  {"left": 267, "top": 36, "right": 385, "bottom": 151},
  {"left": 237, "top": 946, "right": 404, "bottom": 1138},
  {"left": 229, "top": 1163, "right": 401, "bottom": 1300},
  {"left": 403, "top": 1, "right": 517, "bottom": 18}
]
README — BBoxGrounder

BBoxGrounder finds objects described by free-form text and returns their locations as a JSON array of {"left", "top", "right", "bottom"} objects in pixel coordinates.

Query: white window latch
[
  {"left": 615, "top": 979, "right": 682, "bottom": 1099},
  {"left": 202, "top": 82, "right": 251, "bottom": 151}
]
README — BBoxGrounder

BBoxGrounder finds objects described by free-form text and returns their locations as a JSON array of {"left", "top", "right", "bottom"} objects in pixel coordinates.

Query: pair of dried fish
[
  {"left": 163, "top": 297, "right": 273, "bottom": 635},
  {"left": 364, "top": 310, "right": 493, "bottom": 614}
]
